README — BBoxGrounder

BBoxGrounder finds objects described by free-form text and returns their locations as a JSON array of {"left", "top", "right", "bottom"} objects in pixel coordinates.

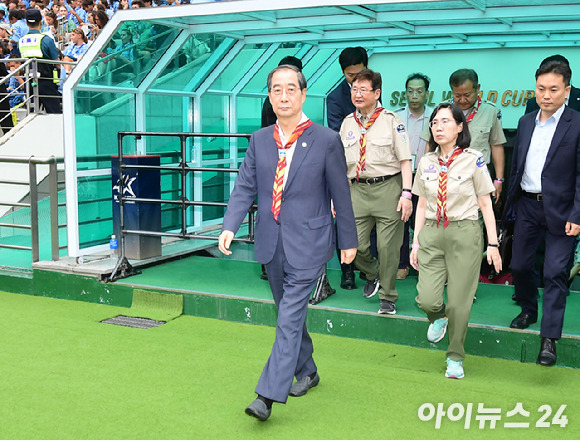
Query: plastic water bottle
[{"left": 109, "top": 235, "right": 118, "bottom": 257}]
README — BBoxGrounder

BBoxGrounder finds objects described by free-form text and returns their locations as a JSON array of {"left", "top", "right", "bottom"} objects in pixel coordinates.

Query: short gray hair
[{"left": 267, "top": 64, "right": 307, "bottom": 91}]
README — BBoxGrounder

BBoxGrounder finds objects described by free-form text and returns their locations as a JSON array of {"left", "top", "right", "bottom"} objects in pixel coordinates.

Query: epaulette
[{"left": 463, "top": 148, "right": 482, "bottom": 157}]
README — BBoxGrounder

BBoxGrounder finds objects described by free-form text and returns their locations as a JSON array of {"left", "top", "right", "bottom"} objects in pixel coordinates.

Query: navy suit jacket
[
  {"left": 327, "top": 79, "right": 356, "bottom": 132},
  {"left": 222, "top": 122, "right": 358, "bottom": 269},
  {"left": 525, "top": 86, "right": 580, "bottom": 114},
  {"left": 505, "top": 106, "right": 580, "bottom": 235}
]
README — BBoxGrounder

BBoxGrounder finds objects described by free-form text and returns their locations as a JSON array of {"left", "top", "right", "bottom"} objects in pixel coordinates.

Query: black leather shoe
[
  {"left": 340, "top": 270, "right": 355, "bottom": 289},
  {"left": 245, "top": 398, "right": 271, "bottom": 421},
  {"left": 537, "top": 337, "right": 557, "bottom": 366},
  {"left": 510, "top": 312, "right": 537, "bottom": 329}
]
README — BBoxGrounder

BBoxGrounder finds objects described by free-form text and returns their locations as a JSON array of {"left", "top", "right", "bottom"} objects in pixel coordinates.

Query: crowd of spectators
[{"left": 0, "top": 0, "right": 197, "bottom": 123}]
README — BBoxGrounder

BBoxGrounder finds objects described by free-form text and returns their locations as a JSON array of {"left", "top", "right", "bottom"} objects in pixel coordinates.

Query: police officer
[
  {"left": 18, "top": 9, "right": 61, "bottom": 114},
  {"left": 411, "top": 103, "right": 501, "bottom": 379},
  {"left": 340, "top": 69, "right": 413, "bottom": 315}
]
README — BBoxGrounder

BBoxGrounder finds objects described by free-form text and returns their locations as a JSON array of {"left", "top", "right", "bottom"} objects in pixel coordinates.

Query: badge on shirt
[
  {"left": 424, "top": 163, "right": 437, "bottom": 173},
  {"left": 476, "top": 157, "right": 486, "bottom": 168},
  {"left": 396, "top": 124, "right": 406, "bottom": 134},
  {"left": 346, "top": 130, "right": 355, "bottom": 141},
  {"left": 497, "top": 110, "right": 502, "bottom": 120}
]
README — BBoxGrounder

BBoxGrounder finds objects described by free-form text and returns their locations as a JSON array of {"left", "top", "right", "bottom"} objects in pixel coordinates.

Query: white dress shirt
[{"left": 521, "top": 104, "right": 566, "bottom": 193}]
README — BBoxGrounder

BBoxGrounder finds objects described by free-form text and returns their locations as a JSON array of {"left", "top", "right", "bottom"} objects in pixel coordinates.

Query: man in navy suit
[
  {"left": 505, "top": 60, "right": 580, "bottom": 367},
  {"left": 219, "top": 65, "right": 358, "bottom": 421},
  {"left": 525, "top": 55, "right": 580, "bottom": 114}
]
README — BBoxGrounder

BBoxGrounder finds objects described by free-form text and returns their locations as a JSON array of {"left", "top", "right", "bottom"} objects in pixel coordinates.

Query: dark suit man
[
  {"left": 326, "top": 47, "right": 368, "bottom": 289},
  {"left": 525, "top": 54, "right": 580, "bottom": 114},
  {"left": 326, "top": 47, "right": 368, "bottom": 132},
  {"left": 505, "top": 60, "right": 580, "bottom": 367},
  {"left": 219, "top": 65, "right": 358, "bottom": 421}
]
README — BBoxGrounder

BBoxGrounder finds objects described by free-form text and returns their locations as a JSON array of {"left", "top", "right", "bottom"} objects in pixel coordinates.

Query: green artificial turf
[{"left": 0, "top": 291, "right": 578, "bottom": 439}]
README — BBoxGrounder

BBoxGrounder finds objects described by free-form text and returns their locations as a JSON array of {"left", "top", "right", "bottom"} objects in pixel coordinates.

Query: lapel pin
[{"left": 302, "top": 142, "right": 307, "bottom": 147}]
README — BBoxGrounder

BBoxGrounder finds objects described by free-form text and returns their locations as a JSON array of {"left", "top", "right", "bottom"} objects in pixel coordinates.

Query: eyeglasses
[
  {"left": 452, "top": 90, "right": 475, "bottom": 100},
  {"left": 270, "top": 86, "right": 300, "bottom": 96},
  {"left": 429, "top": 118, "right": 453, "bottom": 128},
  {"left": 351, "top": 88, "right": 374, "bottom": 96}
]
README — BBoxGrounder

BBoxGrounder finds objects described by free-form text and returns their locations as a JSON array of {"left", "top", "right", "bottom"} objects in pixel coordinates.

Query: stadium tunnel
[{"left": 61, "top": 0, "right": 580, "bottom": 263}]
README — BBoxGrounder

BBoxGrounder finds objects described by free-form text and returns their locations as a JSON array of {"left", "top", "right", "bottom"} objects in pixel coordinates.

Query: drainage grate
[{"left": 101, "top": 315, "right": 166, "bottom": 329}]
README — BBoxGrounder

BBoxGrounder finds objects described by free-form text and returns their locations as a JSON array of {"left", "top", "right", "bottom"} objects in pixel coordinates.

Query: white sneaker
[
  {"left": 427, "top": 317, "right": 448, "bottom": 343},
  {"left": 445, "top": 358, "right": 464, "bottom": 379}
]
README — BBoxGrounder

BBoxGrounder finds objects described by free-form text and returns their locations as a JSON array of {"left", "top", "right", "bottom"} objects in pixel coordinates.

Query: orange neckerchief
[
  {"left": 436, "top": 147, "right": 463, "bottom": 228},
  {"left": 271, "top": 119, "right": 313, "bottom": 222},
  {"left": 353, "top": 107, "right": 384, "bottom": 180}
]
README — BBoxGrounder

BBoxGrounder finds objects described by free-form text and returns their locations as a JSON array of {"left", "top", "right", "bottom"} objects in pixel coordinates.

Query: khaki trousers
[
  {"left": 350, "top": 175, "right": 403, "bottom": 302},
  {"left": 415, "top": 219, "right": 481, "bottom": 361}
]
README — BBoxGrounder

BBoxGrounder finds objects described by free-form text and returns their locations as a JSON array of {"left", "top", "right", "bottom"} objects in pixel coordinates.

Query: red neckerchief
[
  {"left": 465, "top": 95, "right": 482, "bottom": 123},
  {"left": 271, "top": 119, "right": 313, "bottom": 222},
  {"left": 436, "top": 147, "right": 463, "bottom": 228},
  {"left": 353, "top": 107, "right": 384, "bottom": 180}
]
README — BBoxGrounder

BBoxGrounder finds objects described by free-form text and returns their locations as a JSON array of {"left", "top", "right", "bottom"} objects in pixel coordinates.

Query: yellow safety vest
[{"left": 19, "top": 33, "right": 45, "bottom": 59}]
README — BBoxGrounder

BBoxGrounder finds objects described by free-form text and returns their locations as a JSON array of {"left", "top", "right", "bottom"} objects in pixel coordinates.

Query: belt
[
  {"left": 351, "top": 173, "right": 400, "bottom": 185},
  {"left": 522, "top": 191, "right": 543, "bottom": 202}
]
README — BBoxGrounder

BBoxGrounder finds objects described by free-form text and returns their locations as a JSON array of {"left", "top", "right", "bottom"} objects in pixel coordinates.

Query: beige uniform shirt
[
  {"left": 340, "top": 109, "right": 412, "bottom": 180},
  {"left": 420, "top": 101, "right": 506, "bottom": 163},
  {"left": 412, "top": 148, "right": 495, "bottom": 221}
]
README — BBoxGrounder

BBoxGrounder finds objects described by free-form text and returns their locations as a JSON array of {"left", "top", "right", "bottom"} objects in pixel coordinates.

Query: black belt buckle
[
  {"left": 524, "top": 191, "right": 542, "bottom": 201},
  {"left": 366, "top": 177, "right": 376, "bottom": 185}
]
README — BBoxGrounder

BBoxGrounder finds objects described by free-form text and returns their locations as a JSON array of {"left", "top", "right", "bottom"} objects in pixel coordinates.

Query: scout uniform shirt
[
  {"left": 412, "top": 148, "right": 495, "bottom": 221},
  {"left": 340, "top": 108, "right": 412, "bottom": 180},
  {"left": 420, "top": 101, "right": 506, "bottom": 163}
]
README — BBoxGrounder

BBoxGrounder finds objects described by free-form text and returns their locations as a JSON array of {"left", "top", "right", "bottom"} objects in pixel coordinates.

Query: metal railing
[
  {"left": 0, "top": 155, "right": 61, "bottom": 263},
  {"left": 0, "top": 58, "right": 76, "bottom": 129},
  {"left": 110, "top": 131, "right": 253, "bottom": 281}
]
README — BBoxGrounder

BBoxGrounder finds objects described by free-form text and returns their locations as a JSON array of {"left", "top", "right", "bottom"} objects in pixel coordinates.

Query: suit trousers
[
  {"left": 255, "top": 230, "right": 324, "bottom": 403},
  {"left": 351, "top": 175, "right": 404, "bottom": 302},
  {"left": 415, "top": 220, "right": 481, "bottom": 361},
  {"left": 511, "top": 196, "right": 575, "bottom": 339}
]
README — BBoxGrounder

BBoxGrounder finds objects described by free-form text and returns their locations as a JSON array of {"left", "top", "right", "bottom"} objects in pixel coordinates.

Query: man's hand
[
  {"left": 397, "top": 197, "right": 413, "bottom": 222},
  {"left": 341, "top": 248, "right": 357, "bottom": 264},
  {"left": 566, "top": 222, "right": 580, "bottom": 236},
  {"left": 492, "top": 181, "right": 502, "bottom": 204},
  {"left": 486, "top": 246, "right": 502, "bottom": 273},
  {"left": 218, "top": 230, "right": 234, "bottom": 255}
]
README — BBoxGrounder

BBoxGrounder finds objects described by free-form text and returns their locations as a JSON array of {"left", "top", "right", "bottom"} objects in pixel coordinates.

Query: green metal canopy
[{"left": 62, "top": 0, "right": 580, "bottom": 257}]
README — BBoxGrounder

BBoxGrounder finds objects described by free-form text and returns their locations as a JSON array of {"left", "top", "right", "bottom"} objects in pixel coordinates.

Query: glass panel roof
[
  {"left": 64, "top": 0, "right": 580, "bottom": 257},
  {"left": 72, "top": 0, "right": 580, "bottom": 97}
]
